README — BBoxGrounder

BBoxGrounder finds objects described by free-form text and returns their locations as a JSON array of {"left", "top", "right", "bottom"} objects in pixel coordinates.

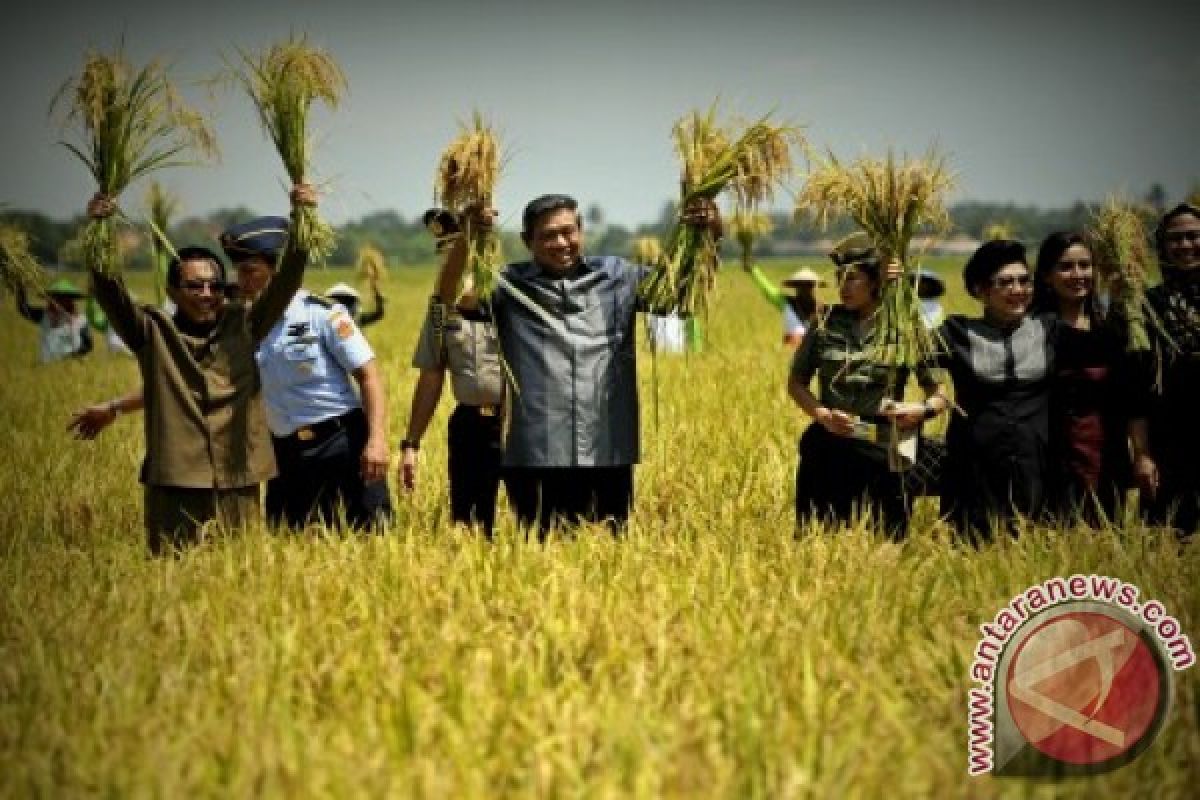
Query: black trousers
[
  {"left": 266, "top": 408, "right": 392, "bottom": 530},
  {"left": 447, "top": 404, "right": 504, "bottom": 534},
  {"left": 794, "top": 425, "right": 910, "bottom": 540},
  {"left": 504, "top": 466, "right": 633, "bottom": 537}
]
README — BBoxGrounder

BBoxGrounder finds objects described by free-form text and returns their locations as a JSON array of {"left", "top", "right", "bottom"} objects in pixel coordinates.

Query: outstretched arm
[
  {"left": 249, "top": 184, "right": 316, "bottom": 341},
  {"left": 68, "top": 389, "right": 144, "bottom": 440}
]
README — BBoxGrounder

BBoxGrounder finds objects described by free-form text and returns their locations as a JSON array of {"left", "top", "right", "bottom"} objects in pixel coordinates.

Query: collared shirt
[
  {"left": 256, "top": 290, "right": 375, "bottom": 437},
  {"left": 89, "top": 241, "right": 306, "bottom": 489},
  {"left": 412, "top": 300, "right": 504, "bottom": 406},
  {"left": 790, "top": 305, "right": 938, "bottom": 418},
  {"left": 489, "top": 255, "right": 646, "bottom": 468}
]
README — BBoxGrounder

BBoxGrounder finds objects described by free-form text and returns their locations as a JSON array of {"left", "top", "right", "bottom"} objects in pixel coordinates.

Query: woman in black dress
[
  {"left": 1131, "top": 203, "right": 1200, "bottom": 536},
  {"left": 938, "top": 240, "right": 1056, "bottom": 541},
  {"left": 1032, "top": 232, "right": 1132, "bottom": 522}
]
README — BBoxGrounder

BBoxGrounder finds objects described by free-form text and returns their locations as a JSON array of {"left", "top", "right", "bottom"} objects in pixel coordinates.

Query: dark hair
[
  {"left": 521, "top": 194, "right": 579, "bottom": 239},
  {"left": 1032, "top": 231, "right": 1096, "bottom": 317},
  {"left": 963, "top": 239, "right": 1027, "bottom": 297},
  {"left": 1154, "top": 202, "right": 1200, "bottom": 263},
  {"left": 167, "top": 246, "right": 227, "bottom": 289}
]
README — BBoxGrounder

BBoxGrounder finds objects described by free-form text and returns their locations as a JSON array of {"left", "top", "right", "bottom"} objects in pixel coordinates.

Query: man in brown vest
[{"left": 85, "top": 185, "right": 315, "bottom": 553}]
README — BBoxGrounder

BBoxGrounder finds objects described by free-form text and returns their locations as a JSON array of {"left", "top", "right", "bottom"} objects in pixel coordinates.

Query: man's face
[
  {"left": 169, "top": 258, "right": 224, "bottom": 324},
  {"left": 235, "top": 255, "right": 275, "bottom": 300},
  {"left": 526, "top": 208, "right": 582, "bottom": 274}
]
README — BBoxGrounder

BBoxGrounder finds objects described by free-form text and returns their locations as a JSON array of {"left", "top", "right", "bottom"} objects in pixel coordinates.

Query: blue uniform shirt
[{"left": 256, "top": 290, "right": 375, "bottom": 436}]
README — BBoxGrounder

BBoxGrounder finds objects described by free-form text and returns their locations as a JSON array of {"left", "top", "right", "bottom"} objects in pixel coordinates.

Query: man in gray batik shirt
[{"left": 442, "top": 194, "right": 720, "bottom": 535}]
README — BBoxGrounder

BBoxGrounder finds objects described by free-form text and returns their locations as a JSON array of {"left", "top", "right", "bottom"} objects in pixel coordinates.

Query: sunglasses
[
  {"left": 179, "top": 279, "right": 224, "bottom": 293},
  {"left": 990, "top": 274, "right": 1032, "bottom": 290},
  {"left": 1164, "top": 229, "right": 1200, "bottom": 245}
]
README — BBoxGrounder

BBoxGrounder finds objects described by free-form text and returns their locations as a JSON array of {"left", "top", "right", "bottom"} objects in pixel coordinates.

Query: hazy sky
[{"left": 2, "top": 0, "right": 1197, "bottom": 228}]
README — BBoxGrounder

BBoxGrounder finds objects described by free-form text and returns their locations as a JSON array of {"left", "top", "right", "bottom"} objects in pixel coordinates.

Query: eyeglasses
[
  {"left": 1164, "top": 229, "right": 1200, "bottom": 245},
  {"left": 990, "top": 274, "right": 1032, "bottom": 290},
  {"left": 179, "top": 279, "right": 223, "bottom": 293}
]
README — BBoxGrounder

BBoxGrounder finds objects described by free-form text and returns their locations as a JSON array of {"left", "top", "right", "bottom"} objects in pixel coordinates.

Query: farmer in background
[
  {"left": 221, "top": 216, "right": 392, "bottom": 530},
  {"left": 16, "top": 279, "right": 92, "bottom": 363},
  {"left": 326, "top": 282, "right": 386, "bottom": 327},
  {"left": 443, "top": 194, "right": 721, "bottom": 535},
  {"left": 744, "top": 262, "right": 826, "bottom": 347},
  {"left": 788, "top": 234, "right": 947, "bottom": 540},
  {"left": 84, "top": 185, "right": 313, "bottom": 554},
  {"left": 915, "top": 268, "right": 946, "bottom": 329},
  {"left": 400, "top": 209, "right": 505, "bottom": 535},
  {"left": 1131, "top": 202, "right": 1200, "bottom": 537}
]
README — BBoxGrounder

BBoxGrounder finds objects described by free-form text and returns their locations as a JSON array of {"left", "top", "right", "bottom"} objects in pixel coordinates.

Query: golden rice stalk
[
  {"left": 434, "top": 112, "right": 504, "bottom": 300},
  {"left": 631, "top": 236, "right": 664, "bottom": 267},
  {"left": 982, "top": 221, "right": 1016, "bottom": 241},
  {"left": 641, "top": 104, "right": 804, "bottom": 316},
  {"left": 52, "top": 47, "right": 215, "bottom": 275},
  {"left": 1088, "top": 196, "right": 1167, "bottom": 353},
  {"left": 356, "top": 242, "right": 387, "bottom": 290},
  {"left": 729, "top": 210, "right": 773, "bottom": 270},
  {"left": 795, "top": 148, "right": 954, "bottom": 368},
  {"left": 0, "top": 225, "right": 48, "bottom": 297},
  {"left": 234, "top": 36, "right": 346, "bottom": 263},
  {"left": 144, "top": 181, "right": 179, "bottom": 304}
]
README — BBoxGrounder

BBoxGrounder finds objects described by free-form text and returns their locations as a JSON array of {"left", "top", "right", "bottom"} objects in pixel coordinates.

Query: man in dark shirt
[{"left": 440, "top": 194, "right": 719, "bottom": 535}]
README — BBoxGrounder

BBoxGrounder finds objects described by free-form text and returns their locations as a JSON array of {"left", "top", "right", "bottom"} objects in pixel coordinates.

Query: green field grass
[{"left": 1, "top": 258, "right": 1196, "bottom": 797}]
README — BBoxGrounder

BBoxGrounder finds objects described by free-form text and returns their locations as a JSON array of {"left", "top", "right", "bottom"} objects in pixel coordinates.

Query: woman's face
[
  {"left": 837, "top": 266, "right": 876, "bottom": 312},
  {"left": 1162, "top": 212, "right": 1200, "bottom": 270},
  {"left": 980, "top": 262, "right": 1033, "bottom": 323},
  {"left": 1045, "top": 243, "right": 1094, "bottom": 305}
]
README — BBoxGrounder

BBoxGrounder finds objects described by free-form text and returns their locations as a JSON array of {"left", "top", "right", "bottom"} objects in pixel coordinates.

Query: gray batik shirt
[{"left": 489, "top": 256, "right": 648, "bottom": 468}]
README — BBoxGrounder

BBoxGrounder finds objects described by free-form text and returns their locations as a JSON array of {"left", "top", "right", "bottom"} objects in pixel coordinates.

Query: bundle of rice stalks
[
  {"left": 983, "top": 221, "right": 1017, "bottom": 241},
  {"left": 795, "top": 148, "right": 954, "bottom": 368},
  {"left": 52, "top": 47, "right": 215, "bottom": 275},
  {"left": 630, "top": 236, "right": 664, "bottom": 267},
  {"left": 640, "top": 105, "right": 803, "bottom": 316},
  {"left": 0, "top": 225, "right": 47, "bottom": 297},
  {"left": 144, "top": 181, "right": 179, "bottom": 304},
  {"left": 356, "top": 243, "right": 387, "bottom": 291},
  {"left": 728, "top": 210, "right": 773, "bottom": 270},
  {"left": 234, "top": 36, "right": 346, "bottom": 262},
  {"left": 1088, "top": 196, "right": 1169, "bottom": 353},
  {"left": 434, "top": 112, "right": 503, "bottom": 300}
]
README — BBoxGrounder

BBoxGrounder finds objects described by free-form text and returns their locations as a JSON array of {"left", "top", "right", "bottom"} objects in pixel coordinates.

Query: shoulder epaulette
[{"left": 304, "top": 294, "right": 336, "bottom": 309}]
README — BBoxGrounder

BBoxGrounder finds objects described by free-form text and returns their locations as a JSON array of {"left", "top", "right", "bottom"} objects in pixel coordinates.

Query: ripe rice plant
[
  {"left": 0, "top": 224, "right": 47, "bottom": 296},
  {"left": 143, "top": 181, "right": 179, "bottom": 304},
  {"left": 796, "top": 148, "right": 954, "bottom": 368},
  {"left": 640, "top": 105, "right": 803, "bottom": 317},
  {"left": 433, "top": 112, "right": 504, "bottom": 301},
  {"left": 631, "top": 236, "right": 664, "bottom": 267},
  {"left": 233, "top": 36, "right": 346, "bottom": 262},
  {"left": 356, "top": 243, "right": 387, "bottom": 292},
  {"left": 1089, "top": 196, "right": 1172, "bottom": 353},
  {"left": 0, "top": 261, "right": 1195, "bottom": 798},
  {"left": 729, "top": 210, "right": 774, "bottom": 271},
  {"left": 52, "top": 47, "right": 215, "bottom": 275}
]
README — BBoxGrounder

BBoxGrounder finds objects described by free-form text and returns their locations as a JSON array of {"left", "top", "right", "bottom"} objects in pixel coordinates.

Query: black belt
[
  {"left": 457, "top": 403, "right": 501, "bottom": 417},
  {"left": 279, "top": 409, "right": 360, "bottom": 445}
]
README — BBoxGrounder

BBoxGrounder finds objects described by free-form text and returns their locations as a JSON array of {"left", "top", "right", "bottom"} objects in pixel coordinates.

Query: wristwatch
[{"left": 400, "top": 439, "right": 420, "bottom": 452}]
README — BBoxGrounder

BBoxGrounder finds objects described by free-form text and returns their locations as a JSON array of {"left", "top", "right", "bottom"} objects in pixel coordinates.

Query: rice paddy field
[{"left": 1, "top": 257, "right": 1197, "bottom": 798}]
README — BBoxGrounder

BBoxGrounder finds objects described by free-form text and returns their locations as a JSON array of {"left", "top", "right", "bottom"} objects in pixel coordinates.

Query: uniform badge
[{"left": 332, "top": 313, "right": 356, "bottom": 340}]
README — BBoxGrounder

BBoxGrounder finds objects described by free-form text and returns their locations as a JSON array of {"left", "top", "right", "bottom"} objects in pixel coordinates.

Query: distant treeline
[{"left": 3, "top": 182, "right": 1191, "bottom": 269}]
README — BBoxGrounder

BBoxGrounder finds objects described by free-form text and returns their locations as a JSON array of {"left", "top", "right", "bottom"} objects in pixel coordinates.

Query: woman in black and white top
[{"left": 937, "top": 240, "right": 1057, "bottom": 541}]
